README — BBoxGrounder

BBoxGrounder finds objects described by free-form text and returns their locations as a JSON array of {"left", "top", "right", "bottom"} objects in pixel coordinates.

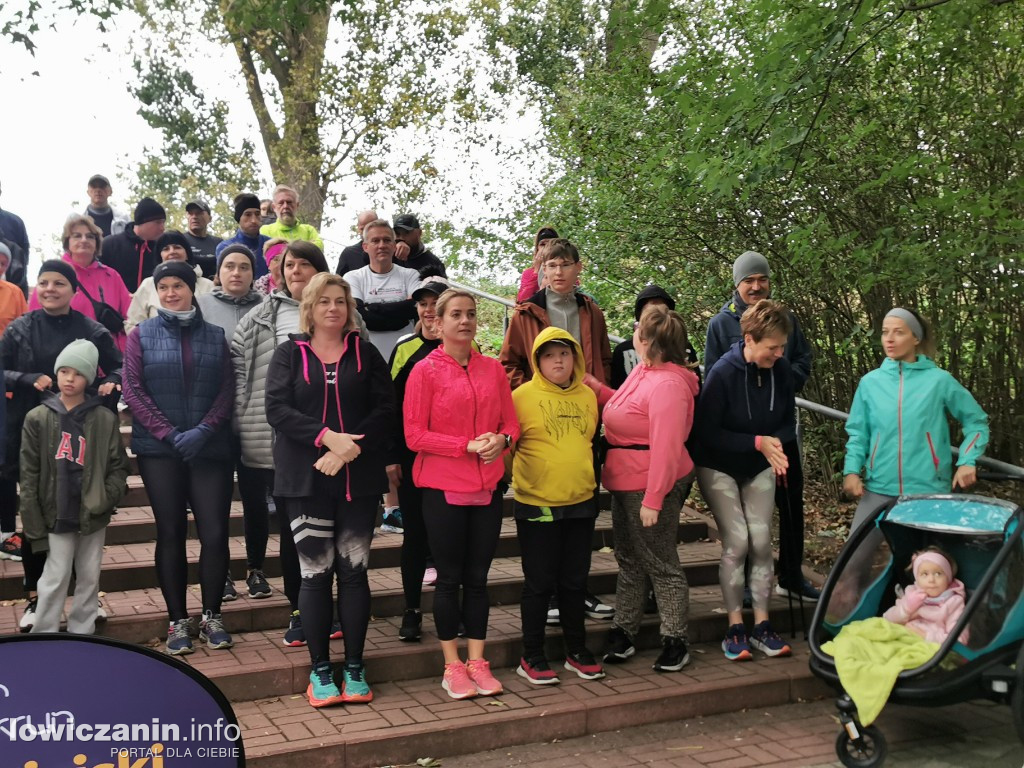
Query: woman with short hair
[
  {"left": 693, "top": 299, "right": 796, "bottom": 662},
  {"left": 266, "top": 272, "right": 395, "bottom": 708},
  {"left": 125, "top": 231, "right": 214, "bottom": 332}
]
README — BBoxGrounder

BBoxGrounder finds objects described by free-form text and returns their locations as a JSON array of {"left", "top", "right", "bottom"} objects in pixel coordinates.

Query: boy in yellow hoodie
[{"left": 511, "top": 327, "right": 604, "bottom": 684}]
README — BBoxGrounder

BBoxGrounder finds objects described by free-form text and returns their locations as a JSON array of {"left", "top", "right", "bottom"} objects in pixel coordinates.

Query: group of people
[{"left": 0, "top": 181, "right": 992, "bottom": 710}]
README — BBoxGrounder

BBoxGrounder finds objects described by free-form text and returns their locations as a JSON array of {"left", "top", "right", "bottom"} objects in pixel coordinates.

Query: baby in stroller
[{"left": 883, "top": 546, "right": 969, "bottom": 645}]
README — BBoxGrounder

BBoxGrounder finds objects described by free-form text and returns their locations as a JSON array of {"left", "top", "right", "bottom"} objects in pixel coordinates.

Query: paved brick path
[{"left": 442, "top": 697, "right": 1023, "bottom": 767}]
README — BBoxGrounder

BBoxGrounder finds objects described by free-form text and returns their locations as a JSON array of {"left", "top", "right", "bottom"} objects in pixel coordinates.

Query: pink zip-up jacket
[
  {"left": 595, "top": 361, "right": 699, "bottom": 510},
  {"left": 404, "top": 346, "right": 520, "bottom": 493},
  {"left": 883, "top": 580, "right": 970, "bottom": 646},
  {"left": 30, "top": 253, "right": 132, "bottom": 351}
]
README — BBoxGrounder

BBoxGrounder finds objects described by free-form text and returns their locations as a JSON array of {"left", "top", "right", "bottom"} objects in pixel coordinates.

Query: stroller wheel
[{"left": 836, "top": 724, "right": 887, "bottom": 768}]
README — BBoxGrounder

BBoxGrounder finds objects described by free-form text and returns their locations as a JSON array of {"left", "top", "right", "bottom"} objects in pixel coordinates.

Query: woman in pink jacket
[
  {"left": 404, "top": 288, "right": 520, "bottom": 701},
  {"left": 587, "top": 304, "right": 700, "bottom": 673},
  {"left": 29, "top": 215, "right": 132, "bottom": 352}
]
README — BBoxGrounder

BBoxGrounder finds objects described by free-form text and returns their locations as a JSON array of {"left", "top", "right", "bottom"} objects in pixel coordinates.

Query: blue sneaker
[
  {"left": 167, "top": 619, "right": 194, "bottom": 655},
  {"left": 340, "top": 661, "right": 373, "bottom": 703},
  {"left": 750, "top": 620, "right": 792, "bottom": 657},
  {"left": 307, "top": 662, "right": 343, "bottom": 708},
  {"left": 199, "top": 610, "right": 233, "bottom": 649},
  {"left": 380, "top": 508, "right": 403, "bottom": 533},
  {"left": 722, "top": 623, "right": 752, "bottom": 661}
]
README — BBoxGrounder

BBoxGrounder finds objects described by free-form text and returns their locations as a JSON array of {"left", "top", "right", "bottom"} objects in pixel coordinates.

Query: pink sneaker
[
  {"left": 442, "top": 662, "right": 478, "bottom": 700},
  {"left": 465, "top": 658, "right": 503, "bottom": 696},
  {"left": 422, "top": 567, "right": 437, "bottom": 586}
]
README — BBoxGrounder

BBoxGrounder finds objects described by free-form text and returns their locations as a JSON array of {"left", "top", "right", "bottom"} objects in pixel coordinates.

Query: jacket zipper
[
  {"left": 463, "top": 360, "right": 484, "bottom": 490},
  {"left": 869, "top": 436, "right": 880, "bottom": 469},
  {"left": 926, "top": 431, "right": 939, "bottom": 478},
  {"left": 897, "top": 363, "right": 904, "bottom": 494}
]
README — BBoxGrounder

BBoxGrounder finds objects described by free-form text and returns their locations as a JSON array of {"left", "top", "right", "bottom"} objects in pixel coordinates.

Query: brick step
[
  {"left": 100, "top": 488, "right": 619, "bottom": 545},
  {"left": 185, "top": 585, "right": 817, "bottom": 702},
  {"left": 234, "top": 609, "right": 825, "bottom": 768},
  {"left": 0, "top": 510, "right": 708, "bottom": 600},
  {"left": 0, "top": 537, "right": 725, "bottom": 638}
]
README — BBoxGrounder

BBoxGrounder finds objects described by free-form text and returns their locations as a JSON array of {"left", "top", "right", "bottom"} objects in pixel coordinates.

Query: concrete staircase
[{"left": 0, "top": 428, "right": 826, "bottom": 767}]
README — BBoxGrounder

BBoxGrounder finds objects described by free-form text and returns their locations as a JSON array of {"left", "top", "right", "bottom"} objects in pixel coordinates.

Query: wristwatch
[{"left": 502, "top": 433, "right": 513, "bottom": 449}]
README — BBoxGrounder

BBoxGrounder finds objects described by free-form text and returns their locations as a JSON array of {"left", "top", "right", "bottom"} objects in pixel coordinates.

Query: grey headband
[{"left": 885, "top": 308, "right": 923, "bottom": 341}]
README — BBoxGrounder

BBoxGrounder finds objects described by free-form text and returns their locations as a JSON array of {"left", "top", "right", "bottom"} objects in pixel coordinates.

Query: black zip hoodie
[
  {"left": 42, "top": 393, "right": 107, "bottom": 533},
  {"left": 692, "top": 341, "right": 796, "bottom": 481}
]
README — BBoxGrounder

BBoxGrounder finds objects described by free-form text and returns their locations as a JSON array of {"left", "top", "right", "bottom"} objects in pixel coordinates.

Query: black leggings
[
  {"left": 0, "top": 474, "right": 17, "bottom": 533},
  {"left": 283, "top": 484, "right": 377, "bottom": 666},
  {"left": 398, "top": 457, "right": 432, "bottom": 611},
  {"left": 422, "top": 489, "right": 503, "bottom": 641},
  {"left": 517, "top": 516, "right": 595, "bottom": 658},
  {"left": 138, "top": 455, "right": 233, "bottom": 620},
  {"left": 243, "top": 466, "right": 300, "bottom": 610},
  {"left": 2, "top": 473, "right": 47, "bottom": 593},
  {"left": 236, "top": 454, "right": 270, "bottom": 571}
]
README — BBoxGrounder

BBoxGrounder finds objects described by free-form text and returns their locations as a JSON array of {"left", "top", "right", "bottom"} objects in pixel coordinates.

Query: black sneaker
[
  {"left": 399, "top": 609, "right": 422, "bottom": 642},
  {"left": 775, "top": 579, "right": 821, "bottom": 602},
  {"left": 603, "top": 626, "right": 635, "bottom": 663},
  {"left": 223, "top": 576, "right": 238, "bottom": 602},
  {"left": 246, "top": 569, "right": 272, "bottom": 599},
  {"left": 283, "top": 610, "right": 306, "bottom": 647},
  {"left": 652, "top": 636, "right": 690, "bottom": 672},
  {"left": 584, "top": 592, "right": 615, "bottom": 620},
  {"left": 564, "top": 649, "right": 606, "bottom": 680}
]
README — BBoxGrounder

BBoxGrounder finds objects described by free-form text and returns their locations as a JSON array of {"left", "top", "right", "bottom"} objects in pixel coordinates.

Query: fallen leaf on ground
[
  {"left": 598, "top": 546, "right": 613, "bottom": 553},
  {"left": 486, "top": 700, "right": 508, "bottom": 707},
  {"left": 416, "top": 758, "right": 442, "bottom": 767}
]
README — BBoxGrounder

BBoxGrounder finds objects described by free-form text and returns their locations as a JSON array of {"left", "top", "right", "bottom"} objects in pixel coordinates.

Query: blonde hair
[
  {"left": 62, "top": 214, "right": 103, "bottom": 257},
  {"left": 299, "top": 273, "right": 358, "bottom": 336},
  {"left": 435, "top": 288, "right": 477, "bottom": 319},
  {"left": 637, "top": 304, "right": 694, "bottom": 367},
  {"left": 740, "top": 299, "right": 793, "bottom": 342}
]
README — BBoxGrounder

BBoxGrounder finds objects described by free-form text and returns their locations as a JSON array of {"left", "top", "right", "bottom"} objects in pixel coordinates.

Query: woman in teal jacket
[{"left": 843, "top": 308, "right": 988, "bottom": 531}]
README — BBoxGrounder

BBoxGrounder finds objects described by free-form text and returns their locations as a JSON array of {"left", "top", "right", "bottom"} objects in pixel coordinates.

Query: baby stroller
[{"left": 808, "top": 490, "right": 1024, "bottom": 767}]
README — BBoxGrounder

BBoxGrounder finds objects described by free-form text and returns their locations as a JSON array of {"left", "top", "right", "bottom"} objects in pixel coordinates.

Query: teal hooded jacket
[{"left": 843, "top": 355, "right": 988, "bottom": 497}]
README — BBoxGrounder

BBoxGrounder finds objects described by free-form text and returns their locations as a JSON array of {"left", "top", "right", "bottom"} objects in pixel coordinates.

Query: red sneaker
[{"left": 465, "top": 658, "right": 503, "bottom": 696}]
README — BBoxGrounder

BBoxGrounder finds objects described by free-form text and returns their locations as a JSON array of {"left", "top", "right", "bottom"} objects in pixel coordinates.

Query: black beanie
[
  {"left": 133, "top": 197, "right": 167, "bottom": 226},
  {"left": 153, "top": 260, "right": 197, "bottom": 294},
  {"left": 216, "top": 243, "right": 256, "bottom": 274},
  {"left": 234, "top": 194, "right": 261, "bottom": 223},
  {"left": 154, "top": 230, "right": 194, "bottom": 264},
  {"left": 633, "top": 284, "right": 676, "bottom": 320},
  {"left": 38, "top": 259, "right": 79, "bottom": 292}
]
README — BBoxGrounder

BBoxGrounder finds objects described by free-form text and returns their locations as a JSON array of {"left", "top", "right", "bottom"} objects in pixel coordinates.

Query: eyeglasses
[{"left": 543, "top": 261, "right": 576, "bottom": 272}]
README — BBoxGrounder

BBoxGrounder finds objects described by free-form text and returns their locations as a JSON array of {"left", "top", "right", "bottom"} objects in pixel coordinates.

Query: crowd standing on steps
[{"left": 0, "top": 177, "right": 992, "bottom": 711}]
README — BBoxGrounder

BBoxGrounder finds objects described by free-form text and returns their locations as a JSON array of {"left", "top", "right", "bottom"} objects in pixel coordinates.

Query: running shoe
[
  {"left": 222, "top": 576, "right": 238, "bottom": 602},
  {"left": 722, "top": 623, "right": 753, "bottom": 661},
  {"left": 96, "top": 599, "right": 107, "bottom": 622},
  {"left": 200, "top": 610, "right": 234, "bottom": 649},
  {"left": 246, "top": 569, "right": 272, "bottom": 599},
  {"left": 380, "top": 507, "right": 404, "bottom": 533},
  {"left": 584, "top": 593, "right": 615, "bottom": 620},
  {"left": 516, "top": 656, "right": 560, "bottom": 686},
  {"left": 307, "top": 661, "right": 343, "bottom": 708},
  {"left": 442, "top": 661, "right": 478, "bottom": 700},
  {"left": 283, "top": 610, "right": 306, "bottom": 647},
  {"left": 19, "top": 597, "right": 37, "bottom": 633},
  {"left": 652, "top": 636, "right": 690, "bottom": 672},
  {"left": 0, "top": 533, "right": 23, "bottom": 561},
  {"left": 330, "top": 621, "right": 344, "bottom": 640},
  {"left": 340, "top": 661, "right": 373, "bottom": 703},
  {"left": 399, "top": 609, "right": 422, "bottom": 642},
  {"left": 775, "top": 580, "right": 821, "bottom": 602},
  {"left": 750, "top": 620, "right": 792, "bottom": 657},
  {"left": 603, "top": 626, "right": 636, "bottom": 663},
  {"left": 167, "top": 619, "right": 194, "bottom": 655},
  {"left": 564, "top": 650, "right": 606, "bottom": 680},
  {"left": 465, "top": 658, "right": 503, "bottom": 696}
]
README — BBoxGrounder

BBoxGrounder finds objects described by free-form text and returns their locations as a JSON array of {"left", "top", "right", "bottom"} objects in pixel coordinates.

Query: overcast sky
[{"left": 0, "top": 9, "right": 541, "bottom": 281}]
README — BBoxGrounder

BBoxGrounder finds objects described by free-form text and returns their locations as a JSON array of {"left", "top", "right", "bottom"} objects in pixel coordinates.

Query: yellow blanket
[{"left": 822, "top": 617, "right": 939, "bottom": 726}]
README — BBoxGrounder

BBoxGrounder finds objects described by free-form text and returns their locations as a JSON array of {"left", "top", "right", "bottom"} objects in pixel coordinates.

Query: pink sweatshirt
[
  {"left": 597, "top": 361, "right": 699, "bottom": 510},
  {"left": 517, "top": 267, "right": 540, "bottom": 303},
  {"left": 882, "top": 581, "right": 969, "bottom": 645},
  {"left": 404, "top": 346, "right": 520, "bottom": 493},
  {"left": 30, "top": 253, "right": 132, "bottom": 352}
]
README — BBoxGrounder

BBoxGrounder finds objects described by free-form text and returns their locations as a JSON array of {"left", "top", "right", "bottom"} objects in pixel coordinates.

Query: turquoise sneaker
[
  {"left": 307, "top": 662, "right": 343, "bottom": 708},
  {"left": 340, "top": 661, "right": 373, "bottom": 703}
]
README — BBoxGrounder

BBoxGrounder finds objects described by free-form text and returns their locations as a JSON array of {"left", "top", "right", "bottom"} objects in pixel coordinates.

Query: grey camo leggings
[{"left": 697, "top": 467, "right": 776, "bottom": 614}]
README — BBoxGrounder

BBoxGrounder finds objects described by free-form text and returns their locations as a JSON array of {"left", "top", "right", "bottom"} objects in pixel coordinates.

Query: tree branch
[{"left": 230, "top": 34, "right": 280, "bottom": 157}]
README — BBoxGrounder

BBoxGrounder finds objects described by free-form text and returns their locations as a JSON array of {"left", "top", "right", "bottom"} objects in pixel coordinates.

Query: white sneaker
[
  {"left": 97, "top": 600, "right": 108, "bottom": 622},
  {"left": 19, "top": 598, "right": 37, "bottom": 632}
]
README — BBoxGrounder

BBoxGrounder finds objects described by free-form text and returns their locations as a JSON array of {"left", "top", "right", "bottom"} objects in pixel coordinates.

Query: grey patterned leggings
[{"left": 697, "top": 467, "right": 776, "bottom": 614}]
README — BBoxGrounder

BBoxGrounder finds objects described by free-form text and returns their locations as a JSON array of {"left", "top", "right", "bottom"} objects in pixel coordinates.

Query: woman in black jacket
[{"left": 265, "top": 272, "right": 395, "bottom": 709}]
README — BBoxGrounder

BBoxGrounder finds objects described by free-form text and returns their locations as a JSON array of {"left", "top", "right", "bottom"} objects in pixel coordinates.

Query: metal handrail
[{"left": 451, "top": 279, "right": 1024, "bottom": 479}]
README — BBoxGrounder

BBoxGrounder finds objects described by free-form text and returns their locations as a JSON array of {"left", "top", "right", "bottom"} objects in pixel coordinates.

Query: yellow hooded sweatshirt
[{"left": 511, "top": 326, "right": 599, "bottom": 510}]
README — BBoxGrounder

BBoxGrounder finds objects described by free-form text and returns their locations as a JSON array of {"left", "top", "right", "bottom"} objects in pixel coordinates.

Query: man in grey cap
[
  {"left": 704, "top": 250, "right": 818, "bottom": 601},
  {"left": 183, "top": 199, "right": 223, "bottom": 279},
  {"left": 83, "top": 174, "right": 129, "bottom": 238},
  {"left": 393, "top": 214, "right": 447, "bottom": 277}
]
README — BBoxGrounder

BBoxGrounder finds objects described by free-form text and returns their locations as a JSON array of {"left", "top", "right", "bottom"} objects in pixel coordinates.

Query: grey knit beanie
[
  {"left": 732, "top": 250, "right": 771, "bottom": 287},
  {"left": 54, "top": 339, "right": 99, "bottom": 385}
]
